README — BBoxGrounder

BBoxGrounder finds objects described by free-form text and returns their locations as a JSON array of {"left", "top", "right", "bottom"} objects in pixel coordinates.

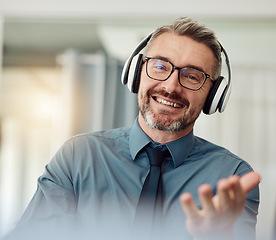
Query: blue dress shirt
[{"left": 15, "top": 118, "right": 259, "bottom": 240}]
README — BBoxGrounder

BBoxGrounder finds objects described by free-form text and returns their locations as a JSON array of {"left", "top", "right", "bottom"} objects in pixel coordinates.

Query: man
[{"left": 8, "top": 17, "right": 260, "bottom": 240}]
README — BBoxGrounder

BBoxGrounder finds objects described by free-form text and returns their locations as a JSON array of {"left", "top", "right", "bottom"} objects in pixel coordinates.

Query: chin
[{"left": 144, "top": 111, "right": 192, "bottom": 133}]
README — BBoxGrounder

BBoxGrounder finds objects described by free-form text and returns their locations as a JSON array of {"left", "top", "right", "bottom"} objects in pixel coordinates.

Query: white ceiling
[
  {"left": 1, "top": 0, "right": 276, "bottom": 18},
  {"left": 1, "top": 0, "right": 276, "bottom": 66}
]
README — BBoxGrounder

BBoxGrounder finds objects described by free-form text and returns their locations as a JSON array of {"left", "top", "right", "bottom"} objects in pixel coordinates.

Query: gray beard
[
  {"left": 143, "top": 109, "right": 185, "bottom": 133},
  {"left": 138, "top": 89, "right": 199, "bottom": 133}
]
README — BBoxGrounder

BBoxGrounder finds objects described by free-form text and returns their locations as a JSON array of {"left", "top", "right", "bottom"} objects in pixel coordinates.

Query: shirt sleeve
[
  {"left": 13, "top": 141, "right": 77, "bottom": 238},
  {"left": 233, "top": 161, "right": 260, "bottom": 240}
]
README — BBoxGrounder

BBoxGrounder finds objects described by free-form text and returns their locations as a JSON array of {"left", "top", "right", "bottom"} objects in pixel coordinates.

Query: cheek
[
  {"left": 138, "top": 68, "right": 148, "bottom": 91},
  {"left": 186, "top": 89, "right": 210, "bottom": 109},
  {"left": 138, "top": 69, "right": 157, "bottom": 93},
  {"left": 196, "top": 82, "right": 212, "bottom": 103},
  {"left": 138, "top": 73, "right": 150, "bottom": 102}
]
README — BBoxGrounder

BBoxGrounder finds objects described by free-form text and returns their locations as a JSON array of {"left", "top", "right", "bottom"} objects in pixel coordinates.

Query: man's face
[{"left": 138, "top": 32, "right": 215, "bottom": 135}]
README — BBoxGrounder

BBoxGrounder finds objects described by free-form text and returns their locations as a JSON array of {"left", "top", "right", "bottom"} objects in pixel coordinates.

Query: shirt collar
[
  {"left": 165, "top": 130, "right": 195, "bottom": 167},
  {"left": 129, "top": 118, "right": 152, "bottom": 160},
  {"left": 129, "top": 118, "right": 195, "bottom": 168}
]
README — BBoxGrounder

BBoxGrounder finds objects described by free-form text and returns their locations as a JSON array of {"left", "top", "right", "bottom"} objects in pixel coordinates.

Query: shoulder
[
  {"left": 193, "top": 136, "right": 237, "bottom": 157},
  {"left": 49, "top": 127, "right": 132, "bottom": 173},
  {"left": 191, "top": 135, "right": 254, "bottom": 176},
  {"left": 64, "top": 127, "right": 131, "bottom": 147},
  {"left": 52, "top": 127, "right": 131, "bottom": 162}
]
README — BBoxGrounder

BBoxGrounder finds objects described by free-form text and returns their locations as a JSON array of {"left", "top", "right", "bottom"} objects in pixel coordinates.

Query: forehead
[{"left": 146, "top": 32, "right": 215, "bottom": 74}]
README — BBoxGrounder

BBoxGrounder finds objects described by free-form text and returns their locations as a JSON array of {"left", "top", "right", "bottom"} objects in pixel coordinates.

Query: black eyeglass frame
[{"left": 144, "top": 57, "right": 214, "bottom": 91}]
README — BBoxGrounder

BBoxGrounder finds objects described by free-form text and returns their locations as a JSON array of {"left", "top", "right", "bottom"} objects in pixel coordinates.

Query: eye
[
  {"left": 181, "top": 68, "right": 203, "bottom": 84},
  {"left": 153, "top": 60, "right": 168, "bottom": 72},
  {"left": 155, "top": 64, "right": 165, "bottom": 70},
  {"left": 187, "top": 74, "right": 199, "bottom": 82}
]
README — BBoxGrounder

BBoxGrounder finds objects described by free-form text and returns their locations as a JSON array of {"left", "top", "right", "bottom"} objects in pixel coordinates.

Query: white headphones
[{"left": 121, "top": 33, "right": 231, "bottom": 115}]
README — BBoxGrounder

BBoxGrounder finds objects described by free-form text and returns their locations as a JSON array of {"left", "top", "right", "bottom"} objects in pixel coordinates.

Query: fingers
[
  {"left": 217, "top": 178, "right": 233, "bottom": 213},
  {"left": 180, "top": 185, "right": 216, "bottom": 219},
  {"left": 179, "top": 192, "right": 202, "bottom": 234},
  {"left": 239, "top": 171, "right": 261, "bottom": 193},
  {"left": 216, "top": 175, "right": 245, "bottom": 216},
  {"left": 217, "top": 171, "right": 260, "bottom": 206},
  {"left": 228, "top": 175, "right": 245, "bottom": 208},
  {"left": 179, "top": 172, "right": 261, "bottom": 238},
  {"left": 180, "top": 172, "right": 260, "bottom": 216},
  {"left": 179, "top": 192, "right": 199, "bottom": 219},
  {"left": 198, "top": 184, "right": 216, "bottom": 214},
  {"left": 216, "top": 172, "right": 260, "bottom": 216}
]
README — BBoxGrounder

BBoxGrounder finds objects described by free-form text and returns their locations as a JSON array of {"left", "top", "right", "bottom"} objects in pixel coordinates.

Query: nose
[{"left": 159, "top": 70, "right": 182, "bottom": 93}]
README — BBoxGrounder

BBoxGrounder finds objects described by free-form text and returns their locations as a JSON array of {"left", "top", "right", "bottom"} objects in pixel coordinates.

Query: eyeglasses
[{"left": 144, "top": 57, "right": 214, "bottom": 91}]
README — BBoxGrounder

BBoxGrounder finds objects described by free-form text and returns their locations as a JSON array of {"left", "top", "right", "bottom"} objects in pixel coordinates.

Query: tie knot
[{"left": 145, "top": 147, "right": 167, "bottom": 167}]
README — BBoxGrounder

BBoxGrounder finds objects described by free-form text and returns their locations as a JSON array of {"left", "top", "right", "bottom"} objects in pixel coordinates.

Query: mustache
[{"left": 147, "top": 89, "right": 190, "bottom": 107}]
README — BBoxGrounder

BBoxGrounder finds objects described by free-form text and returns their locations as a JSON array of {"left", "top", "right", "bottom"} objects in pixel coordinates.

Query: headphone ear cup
[
  {"left": 127, "top": 54, "right": 144, "bottom": 93},
  {"left": 217, "top": 81, "right": 231, "bottom": 113},
  {"left": 203, "top": 76, "right": 227, "bottom": 115},
  {"left": 121, "top": 33, "right": 152, "bottom": 93}
]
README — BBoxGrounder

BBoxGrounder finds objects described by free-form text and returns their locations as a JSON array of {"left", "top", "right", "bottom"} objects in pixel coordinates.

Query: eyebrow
[{"left": 149, "top": 55, "right": 207, "bottom": 74}]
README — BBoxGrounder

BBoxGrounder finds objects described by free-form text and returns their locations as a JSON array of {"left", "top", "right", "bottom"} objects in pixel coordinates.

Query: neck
[{"left": 138, "top": 114, "right": 194, "bottom": 144}]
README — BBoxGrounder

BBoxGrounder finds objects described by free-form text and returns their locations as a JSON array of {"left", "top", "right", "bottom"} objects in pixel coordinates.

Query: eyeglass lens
[{"left": 146, "top": 58, "right": 205, "bottom": 90}]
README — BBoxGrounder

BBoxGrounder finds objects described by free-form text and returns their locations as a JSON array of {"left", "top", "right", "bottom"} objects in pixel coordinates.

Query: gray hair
[{"left": 146, "top": 17, "right": 222, "bottom": 79}]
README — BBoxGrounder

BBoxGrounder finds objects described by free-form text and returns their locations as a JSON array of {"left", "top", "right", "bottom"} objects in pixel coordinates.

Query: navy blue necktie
[{"left": 134, "top": 146, "right": 168, "bottom": 228}]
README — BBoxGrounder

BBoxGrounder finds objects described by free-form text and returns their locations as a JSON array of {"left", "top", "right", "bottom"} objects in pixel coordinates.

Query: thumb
[{"left": 240, "top": 171, "right": 261, "bottom": 193}]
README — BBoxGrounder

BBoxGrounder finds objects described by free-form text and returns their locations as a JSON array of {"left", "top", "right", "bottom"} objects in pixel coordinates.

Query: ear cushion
[
  {"left": 203, "top": 77, "right": 227, "bottom": 115},
  {"left": 127, "top": 54, "right": 144, "bottom": 93}
]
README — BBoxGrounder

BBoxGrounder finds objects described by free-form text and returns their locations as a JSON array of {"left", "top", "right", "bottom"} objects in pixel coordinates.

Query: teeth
[{"left": 156, "top": 97, "right": 182, "bottom": 108}]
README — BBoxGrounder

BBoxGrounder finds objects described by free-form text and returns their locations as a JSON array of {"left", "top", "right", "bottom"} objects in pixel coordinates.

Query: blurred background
[{"left": 0, "top": 0, "right": 275, "bottom": 239}]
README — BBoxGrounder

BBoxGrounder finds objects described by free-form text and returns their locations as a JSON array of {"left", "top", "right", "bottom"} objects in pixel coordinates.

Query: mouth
[{"left": 153, "top": 96, "right": 184, "bottom": 109}]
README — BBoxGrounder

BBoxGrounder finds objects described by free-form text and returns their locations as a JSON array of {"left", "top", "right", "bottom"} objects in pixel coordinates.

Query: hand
[{"left": 179, "top": 171, "right": 261, "bottom": 240}]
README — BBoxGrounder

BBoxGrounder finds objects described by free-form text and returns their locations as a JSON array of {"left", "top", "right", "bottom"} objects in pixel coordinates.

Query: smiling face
[{"left": 137, "top": 32, "right": 215, "bottom": 143}]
